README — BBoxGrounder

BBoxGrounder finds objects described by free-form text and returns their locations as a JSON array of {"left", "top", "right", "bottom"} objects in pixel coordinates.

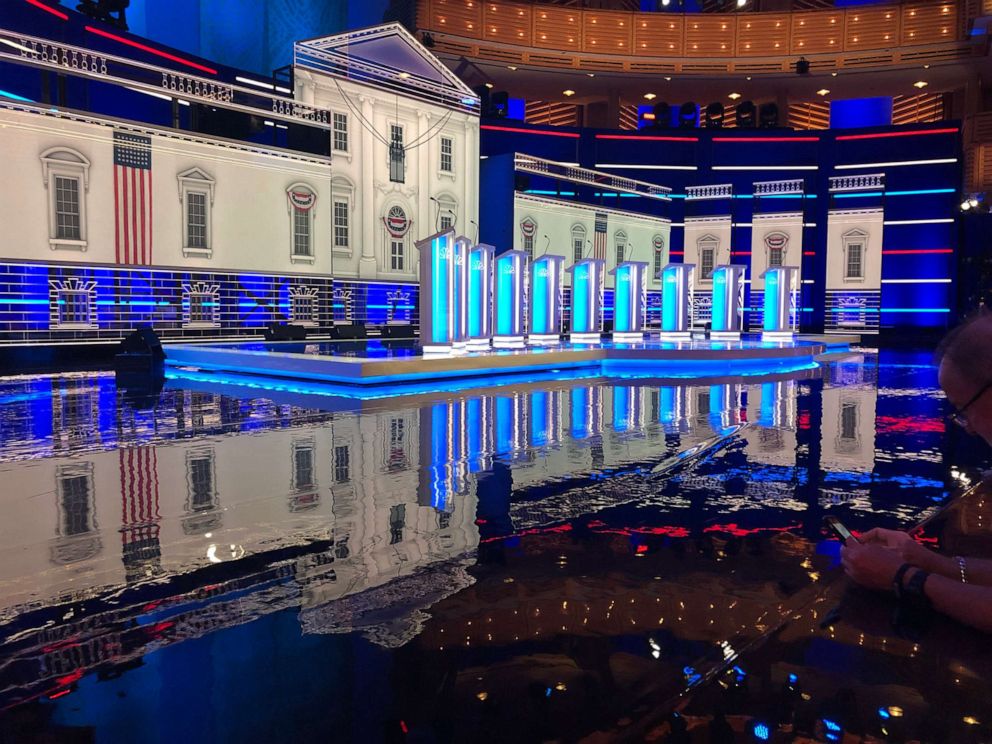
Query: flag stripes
[{"left": 113, "top": 132, "right": 153, "bottom": 265}]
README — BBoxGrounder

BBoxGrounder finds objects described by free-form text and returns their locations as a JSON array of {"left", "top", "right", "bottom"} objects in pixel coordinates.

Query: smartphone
[{"left": 824, "top": 516, "right": 859, "bottom": 543}]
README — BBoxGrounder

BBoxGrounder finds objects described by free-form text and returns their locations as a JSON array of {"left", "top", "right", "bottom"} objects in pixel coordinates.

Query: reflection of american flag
[
  {"left": 120, "top": 446, "right": 160, "bottom": 549},
  {"left": 594, "top": 212, "right": 607, "bottom": 261},
  {"left": 113, "top": 132, "right": 153, "bottom": 265}
]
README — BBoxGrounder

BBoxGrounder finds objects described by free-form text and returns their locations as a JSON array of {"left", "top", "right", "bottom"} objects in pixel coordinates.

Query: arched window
[
  {"left": 571, "top": 224, "right": 586, "bottom": 263},
  {"left": 287, "top": 183, "right": 317, "bottom": 263},
  {"left": 384, "top": 205, "right": 411, "bottom": 272},
  {"left": 614, "top": 231, "right": 628, "bottom": 266},
  {"left": 652, "top": 234, "right": 666, "bottom": 277},
  {"left": 764, "top": 231, "right": 789, "bottom": 268},
  {"left": 520, "top": 216, "right": 537, "bottom": 257}
]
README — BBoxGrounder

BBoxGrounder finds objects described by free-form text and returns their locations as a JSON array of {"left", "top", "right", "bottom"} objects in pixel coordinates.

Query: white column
[
  {"left": 463, "top": 117, "right": 476, "bottom": 242},
  {"left": 358, "top": 94, "right": 378, "bottom": 279},
  {"left": 418, "top": 111, "right": 431, "bottom": 242}
]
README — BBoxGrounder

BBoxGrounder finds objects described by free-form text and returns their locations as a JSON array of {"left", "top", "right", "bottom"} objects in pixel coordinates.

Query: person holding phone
[{"left": 840, "top": 311, "right": 992, "bottom": 633}]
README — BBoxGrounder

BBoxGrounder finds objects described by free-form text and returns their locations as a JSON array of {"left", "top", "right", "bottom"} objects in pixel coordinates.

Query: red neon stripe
[
  {"left": 836, "top": 127, "right": 958, "bottom": 141},
  {"left": 803, "top": 251, "right": 815, "bottom": 256},
  {"left": 139, "top": 171, "right": 146, "bottom": 265},
  {"left": 596, "top": 133, "right": 698, "bottom": 142},
  {"left": 25, "top": 0, "right": 68, "bottom": 20},
  {"left": 669, "top": 251, "right": 684, "bottom": 256},
  {"left": 882, "top": 248, "right": 953, "bottom": 255},
  {"left": 85, "top": 26, "right": 218, "bottom": 75},
  {"left": 713, "top": 136, "right": 819, "bottom": 142},
  {"left": 730, "top": 251, "right": 751, "bottom": 256},
  {"left": 131, "top": 168, "right": 139, "bottom": 266},
  {"left": 481, "top": 124, "right": 579, "bottom": 138}
]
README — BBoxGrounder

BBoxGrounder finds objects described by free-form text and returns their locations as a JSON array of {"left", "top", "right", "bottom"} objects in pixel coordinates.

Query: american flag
[
  {"left": 113, "top": 132, "right": 153, "bottom": 265},
  {"left": 593, "top": 212, "right": 608, "bottom": 261},
  {"left": 119, "top": 446, "right": 161, "bottom": 564}
]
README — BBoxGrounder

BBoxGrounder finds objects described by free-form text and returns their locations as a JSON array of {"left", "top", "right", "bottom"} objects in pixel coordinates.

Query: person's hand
[
  {"left": 860, "top": 528, "right": 938, "bottom": 572},
  {"left": 841, "top": 537, "right": 906, "bottom": 592}
]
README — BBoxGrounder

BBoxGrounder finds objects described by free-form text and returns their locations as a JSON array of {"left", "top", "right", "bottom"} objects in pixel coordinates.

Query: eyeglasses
[{"left": 948, "top": 380, "right": 992, "bottom": 429}]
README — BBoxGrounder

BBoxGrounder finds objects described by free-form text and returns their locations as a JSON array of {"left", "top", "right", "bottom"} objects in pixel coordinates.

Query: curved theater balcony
[{"left": 416, "top": 0, "right": 985, "bottom": 77}]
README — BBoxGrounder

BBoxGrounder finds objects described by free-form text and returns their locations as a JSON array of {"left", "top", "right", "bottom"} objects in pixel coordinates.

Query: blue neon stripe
[
  {"left": 613, "top": 386, "right": 630, "bottom": 432},
  {"left": 0, "top": 88, "right": 34, "bottom": 103},
  {"left": 469, "top": 258, "right": 482, "bottom": 337},
  {"left": 887, "top": 188, "right": 956, "bottom": 196},
  {"left": 834, "top": 192, "right": 883, "bottom": 198},
  {"left": 531, "top": 390, "right": 548, "bottom": 445},
  {"left": 0, "top": 298, "right": 50, "bottom": 305},
  {"left": 525, "top": 190, "right": 576, "bottom": 196}
]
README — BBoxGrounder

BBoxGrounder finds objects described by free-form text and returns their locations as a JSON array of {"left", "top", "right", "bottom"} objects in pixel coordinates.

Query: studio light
[{"left": 795, "top": 57, "right": 811, "bottom": 75}]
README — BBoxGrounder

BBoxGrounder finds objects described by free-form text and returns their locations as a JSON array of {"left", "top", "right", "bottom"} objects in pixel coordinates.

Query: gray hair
[{"left": 936, "top": 309, "right": 992, "bottom": 387}]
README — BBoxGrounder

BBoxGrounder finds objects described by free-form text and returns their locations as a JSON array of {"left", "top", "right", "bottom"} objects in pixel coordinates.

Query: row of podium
[{"left": 417, "top": 230, "right": 799, "bottom": 353}]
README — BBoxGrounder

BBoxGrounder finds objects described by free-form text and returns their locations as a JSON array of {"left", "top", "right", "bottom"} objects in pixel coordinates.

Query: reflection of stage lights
[{"left": 207, "top": 544, "right": 245, "bottom": 563}]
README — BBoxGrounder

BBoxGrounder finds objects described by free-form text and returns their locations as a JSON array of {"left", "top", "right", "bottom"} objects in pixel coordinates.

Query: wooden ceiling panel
[
  {"left": 633, "top": 14, "right": 683, "bottom": 56},
  {"left": 845, "top": 6, "right": 900, "bottom": 51},
  {"left": 533, "top": 6, "right": 582, "bottom": 52},
  {"left": 901, "top": 2, "right": 958, "bottom": 45},
  {"left": 432, "top": 0, "right": 483, "bottom": 39},
  {"left": 483, "top": 1, "right": 531, "bottom": 45},
  {"left": 684, "top": 16, "right": 737, "bottom": 57}
]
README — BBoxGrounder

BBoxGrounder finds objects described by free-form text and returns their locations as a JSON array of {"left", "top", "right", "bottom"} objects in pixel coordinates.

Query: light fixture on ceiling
[
  {"left": 662, "top": 0, "right": 671, "bottom": 6},
  {"left": 728, "top": 92, "right": 741, "bottom": 100},
  {"left": 831, "top": 72, "right": 838, "bottom": 77},
  {"left": 644, "top": 93, "right": 657, "bottom": 100},
  {"left": 817, "top": 88, "right": 830, "bottom": 96},
  {"left": 485, "top": 82, "right": 494, "bottom": 89},
  {"left": 587, "top": 73, "right": 595, "bottom": 77},
  {"left": 563, "top": 89, "right": 575, "bottom": 97},
  {"left": 736, "top": 0, "right": 746, "bottom": 6},
  {"left": 664, "top": 76, "right": 672, "bottom": 81},
  {"left": 746, "top": 76, "right": 752, "bottom": 81},
  {"left": 924, "top": 64, "right": 931, "bottom": 69},
  {"left": 913, "top": 80, "right": 928, "bottom": 88},
  {"left": 507, "top": 65, "right": 517, "bottom": 70}
]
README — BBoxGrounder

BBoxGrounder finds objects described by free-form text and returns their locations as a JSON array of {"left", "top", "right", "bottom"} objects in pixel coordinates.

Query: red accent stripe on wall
[
  {"left": 85, "top": 26, "right": 219, "bottom": 75},
  {"left": 836, "top": 128, "right": 958, "bottom": 141},
  {"left": 481, "top": 124, "right": 579, "bottom": 138},
  {"left": 596, "top": 134, "right": 698, "bottom": 142},
  {"left": 803, "top": 251, "right": 815, "bottom": 256},
  {"left": 713, "top": 136, "right": 820, "bottom": 143},
  {"left": 882, "top": 248, "right": 953, "bottom": 254},
  {"left": 25, "top": 0, "right": 68, "bottom": 20}
]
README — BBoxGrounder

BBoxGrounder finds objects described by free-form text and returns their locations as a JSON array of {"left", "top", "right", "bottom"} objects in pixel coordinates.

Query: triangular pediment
[{"left": 295, "top": 23, "right": 479, "bottom": 114}]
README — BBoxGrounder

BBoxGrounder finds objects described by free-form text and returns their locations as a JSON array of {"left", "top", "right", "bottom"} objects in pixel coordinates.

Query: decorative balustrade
[
  {"left": 514, "top": 153, "right": 672, "bottom": 200},
  {"left": 754, "top": 179, "right": 805, "bottom": 195},
  {"left": 829, "top": 174, "right": 885, "bottom": 192},
  {"left": 686, "top": 184, "right": 733, "bottom": 200},
  {"left": 162, "top": 73, "right": 233, "bottom": 103}
]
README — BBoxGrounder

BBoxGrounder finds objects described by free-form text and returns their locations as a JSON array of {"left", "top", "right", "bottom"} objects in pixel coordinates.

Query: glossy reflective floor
[{"left": 0, "top": 349, "right": 988, "bottom": 743}]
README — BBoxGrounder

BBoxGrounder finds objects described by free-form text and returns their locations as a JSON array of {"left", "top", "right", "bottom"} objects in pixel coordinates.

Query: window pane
[
  {"left": 333, "top": 112, "right": 348, "bottom": 152},
  {"left": 701, "top": 247, "right": 714, "bottom": 278},
  {"left": 54, "top": 176, "right": 81, "bottom": 240},
  {"left": 391, "top": 239, "right": 405, "bottom": 271},
  {"left": 294, "top": 207, "right": 312, "bottom": 256},
  {"left": 846, "top": 244, "right": 862, "bottom": 278},
  {"left": 187, "top": 191, "right": 207, "bottom": 248},
  {"left": 440, "top": 214, "right": 452, "bottom": 231},
  {"left": 440, "top": 136, "right": 453, "bottom": 172},
  {"left": 333, "top": 201, "right": 349, "bottom": 248},
  {"left": 768, "top": 247, "right": 783, "bottom": 267}
]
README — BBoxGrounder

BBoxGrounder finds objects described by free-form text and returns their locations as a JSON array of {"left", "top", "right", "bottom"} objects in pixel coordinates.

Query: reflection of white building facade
[{"left": 820, "top": 358, "right": 878, "bottom": 478}]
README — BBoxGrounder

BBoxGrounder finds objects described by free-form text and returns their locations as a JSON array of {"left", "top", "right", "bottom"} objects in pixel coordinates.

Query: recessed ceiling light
[
  {"left": 831, "top": 72, "right": 838, "bottom": 77},
  {"left": 563, "top": 89, "right": 575, "bottom": 96},
  {"left": 728, "top": 92, "right": 741, "bottom": 100},
  {"left": 817, "top": 88, "right": 830, "bottom": 96},
  {"left": 664, "top": 76, "right": 672, "bottom": 81},
  {"left": 485, "top": 82, "right": 494, "bottom": 89},
  {"left": 398, "top": 72, "right": 410, "bottom": 79},
  {"left": 587, "top": 73, "right": 595, "bottom": 77},
  {"left": 746, "top": 76, "right": 752, "bottom": 81},
  {"left": 913, "top": 80, "right": 928, "bottom": 88},
  {"left": 644, "top": 93, "right": 657, "bottom": 100},
  {"left": 924, "top": 64, "right": 931, "bottom": 69},
  {"left": 507, "top": 65, "right": 517, "bottom": 70}
]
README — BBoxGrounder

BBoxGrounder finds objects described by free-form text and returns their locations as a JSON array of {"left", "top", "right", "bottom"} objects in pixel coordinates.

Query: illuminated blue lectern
[
  {"left": 529, "top": 254, "right": 565, "bottom": 345},
  {"left": 659, "top": 263, "right": 694, "bottom": 341},
  {"left": 761, "top": 265, "right": 799, "bottom": 342},
  {"left": 452, "top": 237, "right": 471, "bottom": 350},
  {"left": 710, "top": 264, "right": 747, "bottom": 341},
  {"left": 417, "top": 230, "right": 461, "bottom": 354},
  {"left": 568, "top": 258, "right": 605, "bottom": 344},
  {"left": 467, "top": 243, "right": 495, "bottom": 348},
  {"left": 493, "top": 249, "right": 528, "bottom": 348},
  {"left": 611, "top": 261, "right": 649, "bottom": 343}
]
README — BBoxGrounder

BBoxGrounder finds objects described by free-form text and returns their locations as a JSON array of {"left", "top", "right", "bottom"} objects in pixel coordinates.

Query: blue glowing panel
[
  {"left": 830, "top": 97, "right": 893, "bottom": 128},
  {"left": 495, "top": 250, "right": 527, "bottom": 339},
  {"left": 530, "top": 254, "right": 564, "bottom": 336}
]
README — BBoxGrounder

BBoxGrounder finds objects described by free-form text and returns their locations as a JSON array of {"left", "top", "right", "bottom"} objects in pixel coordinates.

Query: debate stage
[{"left": 163, "top": 335, "right": 857, "bottom": 389}]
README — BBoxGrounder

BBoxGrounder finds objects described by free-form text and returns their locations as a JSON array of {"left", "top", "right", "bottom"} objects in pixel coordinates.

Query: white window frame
[
  {"left": 614, "top": 230, "right": 628, "bottom": 267},
  {"left": 178, "top": 167, "right": 216, "bottom": 258},
  {"left": 389, "top": 123, "right": 405, "bottom": 184},
  {"left": 330, "top": 176, "right": 355, "bottom": 256},
  {"left": 697, "top": 235, "right": 719, "bottom": 282},
  {"left": 49, "top": 279, "right": 97, "bottom": 330},
  {"left": 383, "top": 204, "right": 410, "bottom": 275},
  {"left": 182, "top": 281, "right": 220, "bottom": 328},
  {"left": 842, "top": 229, "right": 868, "bottom": 282},
  {"left": 439, "top": 135, "right": 454, "bottom": 175},
  {"left": 765, "top": 232, "right": 788, "bottom": 269},
  {"left": 287, "top": 182, "right": 317, "bottom": 265},
  {"left": 332, "top": 112, "right": 349, "bottom": 155},
  {"left": 390, "top": 237, "right": 406, "bottom": 272},
  {"left": 437, "top": 194, "right": 457, "bottom": 233},
  {"left": 41, "top": 147, "right": 90, "bottom": 252},
  {"left": 652, "top": 235, "right": 665, "bottom": 279},
  {"left": 571, "top": 224, "right": 586, "bottom": 264},
  {"left": 288, "top": 286, "right": 319, "bottom": 327}
]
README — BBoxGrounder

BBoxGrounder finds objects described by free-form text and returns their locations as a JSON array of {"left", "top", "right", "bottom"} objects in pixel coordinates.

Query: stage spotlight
[
  {"left": 961, "top": 200, "right": 972, "bottom": 211},
  {"left": 705, "top": 101, "right": 724, "bottom": 128},
  {"left": 491, "top": 90, "right": 509, "bottom": 118},
  {"left": 678, "top": 101, "right": 697, "bottom": 129},
  {"left": 735, "top": 100, "right": 756, "bottom": 128},
  {"left": 795, "top": 57, "right": 811, "bottom": 75},
  {"left": 737, "top": 0, "right": 747, "bottom": 7},
  {"left": 970, "top": 197, "right": 980, "bottom": 208},
  {"left": 662, "top": 0, "right": 671, "bottom": 6},
  {"left": 759, "top": 102, "right": 779, "bottom": 128}
]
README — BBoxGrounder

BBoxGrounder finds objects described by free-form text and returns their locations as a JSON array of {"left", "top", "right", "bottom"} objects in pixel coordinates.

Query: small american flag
[
  {"left": 113, "top": 132, "right": 153, "bottom": 265},
  {"left": 593, "top": 212, "right": 608, "bottom": 261}
]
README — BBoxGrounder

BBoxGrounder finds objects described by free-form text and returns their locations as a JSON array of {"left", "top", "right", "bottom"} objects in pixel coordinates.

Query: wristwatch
[{"left": 902, "top": 569, "right": 933, "bottom": 611}]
